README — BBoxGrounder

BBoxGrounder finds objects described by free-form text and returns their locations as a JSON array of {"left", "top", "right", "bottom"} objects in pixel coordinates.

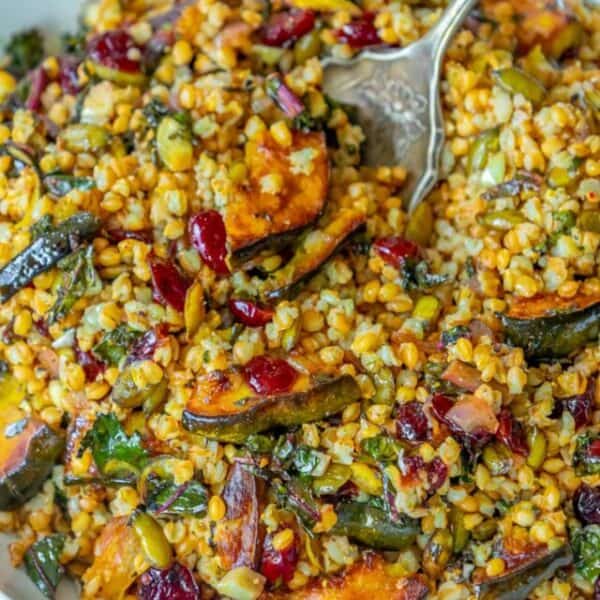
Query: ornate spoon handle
[{"left": 425, "top": 0, "right": 479, "bottom": 59}]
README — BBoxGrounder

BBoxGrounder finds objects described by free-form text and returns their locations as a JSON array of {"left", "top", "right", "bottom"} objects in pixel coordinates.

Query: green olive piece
[
  {"left": 131, "top": 510, "right": 173, "bottom": 569},
  {"left": 312, "top": 464, "right": 352, "bottom": 496},
  {"left": 493, "top": 67, "right": 546, "bottom": 105},
  {"left": 526, "top": 427, "right": 547, "bottom": 470}
]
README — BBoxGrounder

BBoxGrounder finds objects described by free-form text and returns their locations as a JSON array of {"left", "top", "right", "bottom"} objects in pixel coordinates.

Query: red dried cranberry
[
  {"left": 34, "top": 318, "right": 50, "bottom": 338},
  {"left": 573, "top": 484, "right": 600, "bottom": 525},
  {"left": 373, "top": 237, "right": 419, "bottom": 268},
  {"left": 260, "top": 531, "right": 299, "bottom": 584},
  {"left": 430, "top": 392, "right": 453, "bottom": 422},
  {"left": 563, "top": 379, "right": 595, "bottom": 429},
  {"left": 128, "top": 325, "right": 169, "bottom": 364},
  {"left": 590, "top": 440, "right": 600, "bottom": 459},
  {"left": 395, "top": 402, "right": 429, "bottom": 442},
  {"left": 243, "top": 356, "right": 298, "bottom": 395},
  {"left": 229, "top": 299, "right": 274, "bottom": 327},
  {"left": 76, "top": 345, "right": 106, "bottom": 381},
  {"left": 106, "top": 228, "right": 154, "bottom": 244},
  {"left": 26, "top": 67, "right": 48, "bottom": 112},
  {"left": 88, "top": 30, "right": 143, "bottom": 73},
  {"left": 189, "top": 211, "right": 229, "bottom": 275},
  {"left": 260, "top": 9, "right": 315, "bottom": 47},
  {"left": 400, "top": 455, "right": 425, "bottom": 486},
  {"left": 427, "top": 457, "right": 448, "bottom": 492},
  {"left": 150, "top": 258, "right": 190, "bottom": 312},
  {"left": 137, "top": 563, "right": 200, "bottom": 600},
  {"left": 496, "top": 410, "right": 528, "bottom": 456},
  {"left": 59, "top": 56, "right": 81, "bottom": 95},
  {"left": 336, "top": 15, "right": 382, "bottom": 48}
]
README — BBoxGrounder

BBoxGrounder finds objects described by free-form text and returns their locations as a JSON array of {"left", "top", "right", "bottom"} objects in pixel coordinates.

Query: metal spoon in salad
[{"left": 322, "top": 0, "right": 478, "bottom": 212}]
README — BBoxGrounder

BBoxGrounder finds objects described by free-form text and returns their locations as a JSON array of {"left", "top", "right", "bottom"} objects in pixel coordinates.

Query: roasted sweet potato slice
[
  {"left": 264, "top": 555, "right": 429, "bottom": 599},
  {"left": 215, "top": 461, "right": 265, "bottom": 570},
  {"left": 225, "top": 130, "right": 329, "bottom": 262},
  {"left": 81, "top": 517, "right": 146, "bottom": 599}
]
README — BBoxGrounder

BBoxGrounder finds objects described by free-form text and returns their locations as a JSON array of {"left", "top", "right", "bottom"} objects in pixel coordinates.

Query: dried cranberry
[
  {"left": 427, "top": 457, "right": 448, "bottom": 492},
  {"left": 128, "top": 325, "right": 169, "bottom": 364},
  {"left": 229, "top": 299, "right": 274, "bottom": 327},
  {"left": 563, "top": 379, "right": 595, "bottom": 429},
  {"left": 76, "top": 345, "right": 106, "bottom": 381},
  {"left": 88, "top": 30, "right": 143, "bottom": 73},
  {"left": 590, "top": 440, "right": 600, "bottom": 459},
  {"left": 243, "top": 356, "right": 298, "bottom": 395},
  {"left": 137, "top": 563, "right": 200, "bottom": 600},
  {"left": 430, "top": 392, "right": 453, "bottom": 422},
  {"left": 395, "top": 402, "right": 429, "bottom": 442},
  {"left": 260, "top": 9, "right": 315, "bottom": 47},
  {"left": 373, "top": 237, "right": 419, "bottom": 268},
  {"left": 25, "top": 67, "right": 48, "bottom": 112},
  {"left": 150, "top": 258, "right": 190, "bottom": 312},
  {"left": 496, "top": 410, "right": 528, "bottom": 456},
  {"left": 59, "top": 56, "right": 80, "bottom": 95},
  {"left": 573, "top": 484, "right": 600, "bottom": 525},
  {"left": 336, "top": 15, "right": 382, "bottom": 48},
  {"left": 34, "top": 318, "right": 50, "bottom": 338},
  {"left": 106, "top": 228, "right": 154, "bottom": 244},
  {"left": 189, "top": 211, "right": 229, "bottom": 275},
  {"left": 260, "top": 531, "right": 299, "bottom": 584}
]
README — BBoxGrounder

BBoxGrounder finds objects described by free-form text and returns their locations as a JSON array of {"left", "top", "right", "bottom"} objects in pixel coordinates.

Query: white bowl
[{"left": 0, "top": 3, "right": 82, "bottom": 598}]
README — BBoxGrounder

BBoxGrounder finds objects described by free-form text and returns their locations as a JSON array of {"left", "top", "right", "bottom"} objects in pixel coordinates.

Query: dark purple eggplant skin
[
  {"left": 0, "top": 212, "right": 100, "bottom": 303},
  {"left": 474, "top": 545, "right": 572, "bottom": 600}
]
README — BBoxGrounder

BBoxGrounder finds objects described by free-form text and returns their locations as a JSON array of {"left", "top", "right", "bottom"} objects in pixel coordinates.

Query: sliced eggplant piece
[
  {"left": 0, "top": 212, "right": 100, "bottom": 303},
  {"left": 332, "top": 502, "right": 418, "bottom": 551},
  {"left": 215, "top": 461, "right": 265, "bottom": 570},
  {"left": 475, "top": 544, "right": 572, "bottom": 600},
  {"left": 499, "top": 293, "right": 600, "bottom": 359},
  {"left": 182, "top": 370, "right": 361, "bottom": 442},
  {"left": 225, "top": 130, "right": 329, "bottom": 263},
  {"left": 257, "top": 207, "right": 366, "bottom": 302},
  {"left": 0, "top": 407, "right": 64, "bottom": 509}
]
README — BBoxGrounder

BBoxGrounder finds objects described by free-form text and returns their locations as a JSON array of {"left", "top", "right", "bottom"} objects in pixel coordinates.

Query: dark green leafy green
[
  {"left": 48, "top": 245, "right": 101, "bottom": 324},
  {"left": 245, "top": 433, "right": 276, "bottom": 454},
  {"left": 292, "top": 445, "right": 326, "bottom": 475},
  {"left": 143, "top": 99, "right": 169, "bottom": 128},
  {"left": 441, "top": 325, "right": 470, "bottom": 347},
  {"left": 274, "top": 477, "right": 320, "bottom": 530},
  {"left": 573, "top": 433, "right": 600, "bottom": 475},
  {"left": 5, "top": 29, "right": 44, "bottom": 77},
  {"left": 24, "top": 534, "right": 65, "bottom": 599},
  {"left": 80, "top": 413, "right": 148, "bottom": 473},
  {"left": 145, "top": 476, "right": 208, "bottom": 517},
  {"left": 572, "top": 525, "right": 600, "bottom": 582},
  {"left": 92, "top": 324, "right": 142, "bottom": 367}
]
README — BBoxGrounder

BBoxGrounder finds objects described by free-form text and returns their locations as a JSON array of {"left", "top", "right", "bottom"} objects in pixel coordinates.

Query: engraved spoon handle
[{"left": 424, "top": 0, "right": 479, "bottom": 58}]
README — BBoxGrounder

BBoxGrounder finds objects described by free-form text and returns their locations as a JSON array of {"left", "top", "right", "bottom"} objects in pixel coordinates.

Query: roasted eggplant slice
[
  {"left": 225, "top": 130, "right": 329, "bottom": 263},
  {"left": 0, "top": 212, "right": 100, "bottom": 303},
  {"left": 257, "top": 207, "right": 366, "bottom": 302},
  {"left": 182, "top": 370, "right": 361, "bottom": 442},
  {"left": 475, "top": 544, "right": 572, "bottom": 600},
  {"left": 499, "top": 293, "right": 600, "bottom": 359},
  {"left": 332, "top": 502, "right": 418, "bottom": 551},
  {"left": 264, "top": 555, "right": 428, "bottom": 600},
  {"left": 215, "top": 461, "right": 265, "bottom": 570},
  {"left": 0, "top": 407, "right": 64, "bottom": 509}
]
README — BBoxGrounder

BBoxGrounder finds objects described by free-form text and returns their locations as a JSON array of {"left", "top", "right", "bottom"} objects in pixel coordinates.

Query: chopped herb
[
  {"left": 572, "top": 524, "right": 600, "bottom": 582},
  {"left": 401, "top": 258, "right": 447, "bottom": 291},
  {"left": 48, "top": 245, "right": 102, "bottom": 324},
  {"left": 292, "top": 445, "right": 327, "bottom": 476},
  {"left": 441, "top": 325, "right": 470, "bottom": 347},
  {"left": 361, "top": 435, "right": 398, "bottom": 463},
  {"left": 44, "top": 174, "right": 96, "bottom": 197},
  {"left": 92, "top": 324, "right": 142, "bottom": 367},
  {"left": 573, "top": 433, "right": 600, "bottom": 475},
  {"left": 24, "top": 534, "right": 65, "bottom": 599},
  {"left": 142, "top": 99, "right": 169, "bottom": 128},
  {"left": 245, "top": 433, "right": 276, "bottom": 454}
]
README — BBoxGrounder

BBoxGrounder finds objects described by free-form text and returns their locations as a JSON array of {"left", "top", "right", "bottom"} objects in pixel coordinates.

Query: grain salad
[{"left": 0, "top": 0, "right": 599, "bottom": 598}]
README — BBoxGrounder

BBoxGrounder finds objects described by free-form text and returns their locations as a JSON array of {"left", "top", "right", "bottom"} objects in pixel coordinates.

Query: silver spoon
[{"left": 322, "top": 0, "right": 478, "bottom": 212}]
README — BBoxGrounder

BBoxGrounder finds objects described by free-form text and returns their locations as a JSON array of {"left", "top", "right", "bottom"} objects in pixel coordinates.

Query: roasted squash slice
[
  {"left": 0, "top": 406, "right": 63, "bottom": 510},
  {"left": 264, "top": 555, "right": 429, "bottom": 600},
  {"left": 225, "top": 130, "right": 329, "bottom": 263},
  {"left": 81, "top": 516, "right": 147, "bottom": 600},
  {"left": 500, "top": 293, "right": 600, "bottom": 359},
  {"left": 215, "top": 461, "right": 265, "bottom": 570},
  {"left": 182, "top": 369, "right": 361, "bottom": 442},
  {"left": 258, "top": 207, "right": 366, "bottom": 302}
]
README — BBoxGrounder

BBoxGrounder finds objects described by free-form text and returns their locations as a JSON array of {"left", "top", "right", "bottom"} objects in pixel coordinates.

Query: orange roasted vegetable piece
[{"left": 225, "top": 130, "right": 329, "bottom": 262}]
